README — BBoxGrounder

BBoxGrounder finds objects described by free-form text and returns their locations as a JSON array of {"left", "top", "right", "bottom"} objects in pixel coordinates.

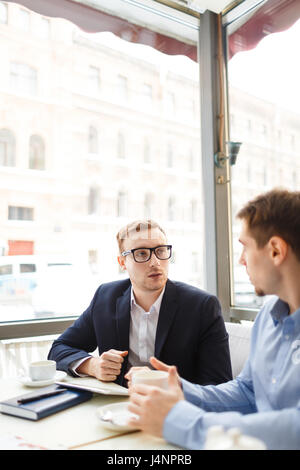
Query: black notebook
[{"left": 0, "top": 384, "right": 93, "bottom": 421}]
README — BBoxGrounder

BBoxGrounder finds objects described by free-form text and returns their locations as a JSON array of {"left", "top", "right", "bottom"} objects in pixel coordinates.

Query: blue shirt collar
[{"left": 270, "top": 297, "right": 300, "bottom": 330}]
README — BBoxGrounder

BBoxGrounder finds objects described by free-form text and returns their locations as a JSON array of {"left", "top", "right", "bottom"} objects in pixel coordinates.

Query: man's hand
[
  {"left": 76, "top": 349, "right": 128, "bottom": 381},
  {"left": 128, "top": 364, "right": 184, "bottom": 437}
]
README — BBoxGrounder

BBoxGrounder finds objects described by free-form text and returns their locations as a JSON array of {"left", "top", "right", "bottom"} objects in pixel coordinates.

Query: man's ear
[
  {"left": 118, "top": 255, "right": 126, "bottom": 271},
  {"left": 268, "top": 236, "right": 288, "bottom": 266}
]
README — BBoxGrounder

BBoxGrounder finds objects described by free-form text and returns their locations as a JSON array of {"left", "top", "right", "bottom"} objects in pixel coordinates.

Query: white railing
[{"left": 0, "top": 335, "right": 57, "bottom": 378}]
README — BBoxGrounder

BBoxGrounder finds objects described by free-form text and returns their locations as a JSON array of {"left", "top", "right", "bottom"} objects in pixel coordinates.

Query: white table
[{"left": 0, "top": 378, "right": 180, "bottom": 450}]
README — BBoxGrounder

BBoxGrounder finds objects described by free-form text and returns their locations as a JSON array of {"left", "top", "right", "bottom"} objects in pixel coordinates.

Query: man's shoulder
[
  {"left": 168, "top": 279, "right": 216, "bottom": 301},
  {"left": 96, "top": 278, "right": 131, "bottom": 296}
]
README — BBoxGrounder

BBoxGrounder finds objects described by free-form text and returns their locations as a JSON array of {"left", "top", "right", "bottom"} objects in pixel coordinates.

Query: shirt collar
[
  {"left": 130, "top": 286, "right": 165, "bottom": 314},
  {"left": 270, "top": 297, "right": 300, "bottom": 330}
]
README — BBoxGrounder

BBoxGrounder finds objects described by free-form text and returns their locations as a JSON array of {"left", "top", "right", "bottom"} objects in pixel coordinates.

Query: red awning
[{"left": 228, "top": 0, "right": 300, "bottom": 58}]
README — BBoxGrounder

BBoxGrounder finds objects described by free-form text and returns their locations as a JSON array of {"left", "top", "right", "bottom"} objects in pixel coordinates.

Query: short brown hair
[
  {"left": 237, "top": 188, "right": 300, "bottom": 261},
  {"left": 116, "top": 219, "right": 166, "bottom": 253}
]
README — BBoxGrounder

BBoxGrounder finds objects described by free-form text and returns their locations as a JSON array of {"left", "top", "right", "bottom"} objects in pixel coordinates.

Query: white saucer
[
  {"left": 97, "top": 402, "right": 138, "bottom": 432},
  {"left": 19, "top": 371, "right": 67, "bottom": 387}
]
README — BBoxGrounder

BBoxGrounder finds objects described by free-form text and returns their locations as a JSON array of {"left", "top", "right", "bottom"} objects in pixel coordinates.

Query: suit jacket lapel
[
  {"left": 115, "top": 284, "right": 131, "bottom": 385},
  {"left": 155, "top": 279, "right": 178, "bottom": 358},
  {"left": 115, "top": 284, "right": 131, "bottom": 352}
]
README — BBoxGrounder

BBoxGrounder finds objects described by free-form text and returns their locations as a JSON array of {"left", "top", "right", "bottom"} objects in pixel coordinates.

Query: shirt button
[
  {"left": 285, "top": 335, "right": 289, "bottom": 340},
  {"left": 272, "top": 378, "right": 276, "bottom": 384}
]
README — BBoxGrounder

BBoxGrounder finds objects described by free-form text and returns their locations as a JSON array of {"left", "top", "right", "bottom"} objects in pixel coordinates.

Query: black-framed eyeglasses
[{"left": 121, "top": 245, "right": 172, "bottom": 263}]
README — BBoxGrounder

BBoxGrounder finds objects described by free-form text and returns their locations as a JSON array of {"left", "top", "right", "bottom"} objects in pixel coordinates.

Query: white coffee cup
[
  {"left": 131, "top": 370, "right": 169, "bottom": 389},
  {"left": 29, "top": 360, "right": 56, "bottom": 382}
]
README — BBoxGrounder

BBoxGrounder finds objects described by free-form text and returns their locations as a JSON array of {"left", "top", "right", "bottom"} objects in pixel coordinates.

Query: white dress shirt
[
  {"left": 127, "top": 287, "right": 164, "bottom": 369},
  {"left": 71, "top": 287, "right": 165, "bottom": 375}
]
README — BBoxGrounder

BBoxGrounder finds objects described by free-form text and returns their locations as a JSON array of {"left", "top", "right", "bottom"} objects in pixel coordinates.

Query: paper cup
[
  {"left": 131, "top": 370, "right": 169, "bottom": 389},
  {"left": 29, "top": 360, "right": 56, "bottom": 381}
]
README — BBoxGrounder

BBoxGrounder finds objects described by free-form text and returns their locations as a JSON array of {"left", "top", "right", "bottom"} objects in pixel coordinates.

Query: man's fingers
[
  {"left": 129, "top": 384, "right": 154, "bottom": 397},
  {"left": 101, "top": 350, "right": 128, "bottom": 363},
  {"left": 100, "top": 364, "right": 121, "bottom": 374},
  {"left": 99, "top": 374, "right": 117, "bottom": 382},
  {"left": 110, "top": 349, "right": 128, "bottom": 357},
  {"left": 128, "top": 401, "right": 141, "bottom": 415},
  {"left": 150, "top": 356, "right": 170, "bottom": 371},
  {"left": 168, "top": 366, "right": 179, "bottom": 386}
]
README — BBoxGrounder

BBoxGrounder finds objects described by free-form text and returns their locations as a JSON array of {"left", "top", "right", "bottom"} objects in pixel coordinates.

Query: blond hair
[{"left": 116, "top": 219, "right": 166, "bottom": 253}]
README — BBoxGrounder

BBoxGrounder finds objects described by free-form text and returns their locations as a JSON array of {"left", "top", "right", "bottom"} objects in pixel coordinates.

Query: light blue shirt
[{"left": 164, "top": 296, "right": 300, "bottom": 450}]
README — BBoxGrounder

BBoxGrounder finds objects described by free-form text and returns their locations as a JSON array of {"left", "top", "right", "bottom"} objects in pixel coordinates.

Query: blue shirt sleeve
[{"left": 163, "top": 399, "right": 300, "bottom": 450}]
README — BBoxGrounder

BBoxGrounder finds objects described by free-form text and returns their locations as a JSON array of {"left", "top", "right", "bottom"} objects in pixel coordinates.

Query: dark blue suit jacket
[{"left": 48, "top": 278, "right": 232, "bottom": 386}]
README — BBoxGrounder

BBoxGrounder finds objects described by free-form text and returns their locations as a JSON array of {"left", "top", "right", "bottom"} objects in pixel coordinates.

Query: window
[
  {"left": 10, "top": 62, "right": 37, "bottom": 95},
  {"left": 165, "top": 91, "right": 175, "bottom": 116},
  {"left": 117, "top": 190, "right": 127, "bottom": 217},
  {"left": 0, "top": 129, "right": 16, "bottom": 166},
  {"left": 117, "top": 74, "right": 128, "bottom": 102},
  {"left": 143, "top": 138, "right": 151, "bottom": 164},
  {"left": 167, "top": 144, "right": 173, "bottom": 168},
  {"left": 37, "top": 17, "right": 50, "bottom": 39},
  {"left": 29, "top": 135, "right": 45, "bottom": 170},
  {"left": 18, "top": 8, "right": 30, "bottom": 32},
  {"left": 117, "top": 132, "right": 125, "bottom": 159},
  {"left": 88, "top": 186, "right": 100, "bottom": 215},
  {"left": 188, "top": 149, "right": 195, "bottom": 172},
  {"left": 141, "top": 83, "right": 152, "bottom": 108},
  {"left": 88, "top": 126, "right": 98, "bottom": 154},
  {"left": 167, "top": 196, "right": 176, "bottom": 221},
  {"left": 8, "top": 240, "right": 34, "bottom": 255},
  {"left": 227, "top": 4, "right": 300, "bottom": 316},
  {"left": 0, "top": 0, "right": 204, "bottom": 335},
  {"left": 189, "top": 200, "right": 198, "bottom": 223},
  {"left": 88, "top": 66, "right": 101, "bottom": 93},
  {"left": 20, "top": 264, "right": 36, "bottom": 273},
  {"left": 0, "top": 265, "right": 12, "bottom": 276},
  {"left": 8, "top": 206, "right": 34, "bottom": 221},
  {"left": 0, "top": 2, "right": 7, "bottom": 23},
  {"left": 144, "top": 193, "right": 154, "bottom": 218}
]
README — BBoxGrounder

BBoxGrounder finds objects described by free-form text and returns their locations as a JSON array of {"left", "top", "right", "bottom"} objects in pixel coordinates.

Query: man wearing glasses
[{"left": 48, "top": 220, "right": 232, "bottom": 386}]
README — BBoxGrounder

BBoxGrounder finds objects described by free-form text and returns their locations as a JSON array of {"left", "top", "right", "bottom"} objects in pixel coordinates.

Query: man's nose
[
  {"left": 239, "top": 252, "right": 245, "bottom": 266},
  {"left": 149, "top": 251, "right": 160, "bottom": 266}
]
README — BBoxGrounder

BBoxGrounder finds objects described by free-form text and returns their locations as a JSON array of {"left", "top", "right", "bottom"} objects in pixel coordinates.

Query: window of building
[
  {"left": 88, "top": 186, "right": 100, "bottom": 215},
  {"left": 0, "top": 128, "right": 16, "bottom": 166},
  {"left": 20, "top": 263, "right": 36, "bottom": 273},
  {"left": 8, "top": 240, "right": 34, "bottom": 255},
  {"left": 189, "top": 199, "right": 198, "bottom": 223},
  {"left": 29, "top": 135, "right": 45, "bottom": 170},
  {"left": 88, "top": 126, "right": 98, "bottom": 154},
  {"left": 117, "top": 74, "right": 128, "bottom": 102},
  {"left": 8, "top": 206, "right": 34, "bottom": 221},
  {"left": 143, "top": 138, "right": 151, "bottom": 164},
  {"left": 117, "top": 132, "right": 125, "bottom": 159},
  {"left": 167, "top": 196, "right": 176, "bottom": 221},
  {"left": 18, "top": 7, "right": 30, "bottom": 32},
  {"left": 165, "top": 91, "right": 175, "bottom": 116},
  {"left": 167, "top": 144, "right": 173, "bottom": 168},
  {"left": 10, "top": 62, "right": 37, "bottom": 95},
  {"left": 37, "top": 17, "right": 50, "bottom": 39},
  {"left": 144, "top": 193, "right": 154, "bottom": 218},
  {"left": 141, "top": 83, "right": 152, "bottom": 108},
  {"left": 117, "top": 190, "right": 127, "bottom": 217},
  {"left": 0, "top": 2, "right": 7, "bottom": 23},
  {"left": 88, "top": 66, "right": 101, "bottom": 93}
]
